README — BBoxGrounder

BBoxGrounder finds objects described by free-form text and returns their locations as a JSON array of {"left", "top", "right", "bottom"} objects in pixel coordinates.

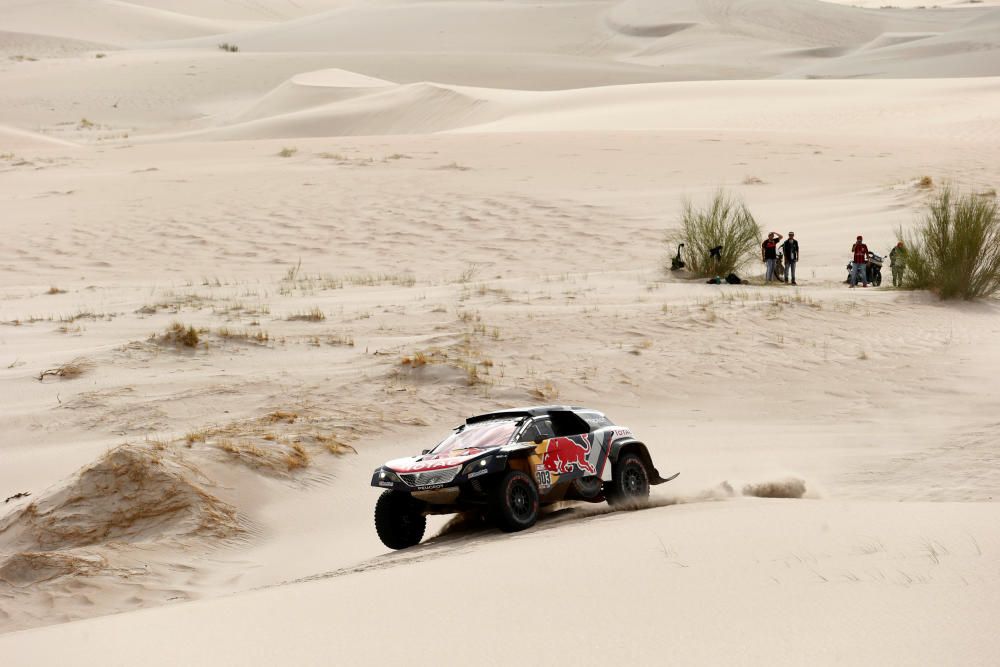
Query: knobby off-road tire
[
  {"left": 375, "top": 490, "right": 426, "bottom": 550},
  {"left": 606, "top": 453, "right": 650, "bottom": 508},
  {"left": 489, "top": 470, "right": 540, "bottom": 533}
]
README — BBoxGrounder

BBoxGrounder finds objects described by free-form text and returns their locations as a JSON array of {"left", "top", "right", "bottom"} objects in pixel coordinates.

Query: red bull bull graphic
[{"left": 542, "top": 435, "right": 597, "bottom": 476}]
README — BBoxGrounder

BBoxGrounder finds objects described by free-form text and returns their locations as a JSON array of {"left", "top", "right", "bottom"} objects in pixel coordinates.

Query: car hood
[{"left": 384, "top": 446, "right": 496, "bottom": 473}]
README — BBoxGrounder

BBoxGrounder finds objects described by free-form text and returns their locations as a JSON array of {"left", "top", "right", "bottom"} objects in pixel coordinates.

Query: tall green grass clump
[
  {"left": 668, "top": 190, "right": 762, "bottom": 277},
  {"left": 900, "top": 187, "right": 1000, "bottom": 300}
]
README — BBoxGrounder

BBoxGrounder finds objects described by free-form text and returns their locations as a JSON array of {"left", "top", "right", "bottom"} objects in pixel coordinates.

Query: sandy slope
[{"left": 1, "top": 0, "right": 999, "bottom": 664}]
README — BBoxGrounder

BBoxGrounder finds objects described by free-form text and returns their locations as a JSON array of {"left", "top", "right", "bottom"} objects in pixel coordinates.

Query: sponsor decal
[
  {"left": 417, "top": 484, "right": 445, "bottom": 490},
  {"left": 542, "top": 436, "right": 596, "bottom": 476},
  {"left": 390, "top": 458, "right": 466, "bottom": 472},
  {"left": 378, "top": 481, "right": 394, "bottom": 487},
  {"left": 467, "top": 469, "right": 490, "bottom": 479},
  {"left": 613, "top": 428, "right": 633, "bottom": 438}
]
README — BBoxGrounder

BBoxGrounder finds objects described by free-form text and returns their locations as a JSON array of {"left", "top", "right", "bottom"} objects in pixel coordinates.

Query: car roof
[{"left": 465, "top": 405, "right": 599, "bottom": 425}]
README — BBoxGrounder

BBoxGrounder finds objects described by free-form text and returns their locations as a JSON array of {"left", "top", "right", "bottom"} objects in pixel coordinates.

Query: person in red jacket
[{"left": 849, "top": 235, "right": 869, "bottom": 288}]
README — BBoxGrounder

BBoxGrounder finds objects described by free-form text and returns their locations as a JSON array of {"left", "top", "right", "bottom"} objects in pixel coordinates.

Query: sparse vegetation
[
  {"left": 277, "top": 146, "right": 298, "bottom": 158},
  {"left": 37, "top": 357, "right": 92, "bottom": 381},
  {"left": 78, "top": 118, "right": 95, "bottom": 129},
  {"left": 286, "top": 307, "right": 326, "bottom": 322},
  {"left": 218, "top": 43, "right": 239, "bottom": 53},
  {"left": 529, "top": 381, "right": 559, "bottom": 401},
  {"left": 215, "top": 437, "right": 310, "bottom": 473},
  {"left": 401, "top": 351, "right": 430, "bottom": 367},
  {"left": 917, "top": 175, "right": 934, "bottom": 189},
  {"left": 216, "top": 327, "right": 270, "bottom": 344},
  {"left": 668, "top": 189, "right": 763, "bottom": 278},
  {"left": 900, "top": 186, "right": 1000, "bottom": 299},
  {"left": 46, "top": 286, "right": 66, "bottom": 295},
  {"left": 158, "top": 322, "right": 202, "bottom": 348}
]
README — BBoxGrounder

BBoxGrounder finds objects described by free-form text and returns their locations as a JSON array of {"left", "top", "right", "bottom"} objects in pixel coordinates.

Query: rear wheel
[
  {"left": 374, "top": 490, "right": 426, "bottom": 550},
  {"left": 606, "top": 453, "right": 650, "bottom": 508},
  {"left": 489, "top": 470, "right": 540, "bottom": 532}
]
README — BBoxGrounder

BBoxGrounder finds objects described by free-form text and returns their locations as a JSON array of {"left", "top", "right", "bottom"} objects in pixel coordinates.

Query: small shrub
[
  {"left": 667, "top": 189, "right": 763, "bottom": 277},
  {"left": 218, "top": 43, "right": 239, "bottom": 53},
  {"left": 277, "top": 147, "right": 298, "bottom": 158},
  {"left": 78, "top": 118, "right": 95, "bottom": 129},
  {"left": 37, "top": 357, "right": 92, "bottom": 381},
  {"left": 900, "top": 187, "right": 1000, "bottom": 299},
  {"left": 161, "top": 322, "right": 201, "bottom": 347},
  {"left": 46, "top": 286, "right": 66, "bottom": 295},
  {"left": 95, "top": 53, "right": 106, "bottom": 59},
  {"left": 917, "top": 175, "right": 934, "bottom": 189}
]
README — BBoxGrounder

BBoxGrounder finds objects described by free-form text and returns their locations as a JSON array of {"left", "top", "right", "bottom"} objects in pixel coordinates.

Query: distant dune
[{"left": 1, "top": 1, "right": 999, "bottom": 665}]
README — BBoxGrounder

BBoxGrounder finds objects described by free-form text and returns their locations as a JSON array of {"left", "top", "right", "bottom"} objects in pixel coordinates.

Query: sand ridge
[{"left": 1, "top": 0, "right": 999, "bottom": 663}]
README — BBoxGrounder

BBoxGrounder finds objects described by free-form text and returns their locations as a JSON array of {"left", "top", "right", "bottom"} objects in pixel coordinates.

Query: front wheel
[
  {"left": 605, "top": 453, "right": 650, "bottom": 508},
  {"left": 374, "top": 490, "right": 426, "bottom": 550},
  {"left": 489, "top": 470, "right": 540, "bottom": 532}
]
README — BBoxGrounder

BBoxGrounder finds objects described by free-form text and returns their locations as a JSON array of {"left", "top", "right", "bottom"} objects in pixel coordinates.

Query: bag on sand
[{"left": 725, "top": 273, "right": 743, "bottom": 284}]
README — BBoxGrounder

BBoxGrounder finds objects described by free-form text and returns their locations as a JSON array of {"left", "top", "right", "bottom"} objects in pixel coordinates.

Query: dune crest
[{"left": 0, "top": 445, "right": 240, "bottom": 552}]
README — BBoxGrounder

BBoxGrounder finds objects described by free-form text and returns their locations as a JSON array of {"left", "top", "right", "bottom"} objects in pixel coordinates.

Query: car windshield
[{"left": 429, "top": 419, "right": 520, "bottom": 456}]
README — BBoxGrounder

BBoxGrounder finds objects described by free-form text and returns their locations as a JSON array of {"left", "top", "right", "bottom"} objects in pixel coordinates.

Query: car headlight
[
  {"left": 379, "top": 469, "right": 401, "bottom": 483},
  {"left": 462, "top": 456, "right": 493, "bottom": 476}
]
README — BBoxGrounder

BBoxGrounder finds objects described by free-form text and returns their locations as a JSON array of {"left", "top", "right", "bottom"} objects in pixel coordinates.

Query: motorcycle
[{"left": 845, "top": 251, "right": 883, "bottom": 287}]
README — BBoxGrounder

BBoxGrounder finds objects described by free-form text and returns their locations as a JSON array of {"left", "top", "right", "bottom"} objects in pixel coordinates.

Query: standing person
[
  {"left": 761, "top": 231, "right": 783, "bottom": 282},
  {"left": 782, "top": 232, "right": 799, "bottom": 285},
  {"left": 850, "top": 235, "right": 869, "bottom": 288},
  {"left": 889, "top": 240, "right": 907, "bottom": 287}
]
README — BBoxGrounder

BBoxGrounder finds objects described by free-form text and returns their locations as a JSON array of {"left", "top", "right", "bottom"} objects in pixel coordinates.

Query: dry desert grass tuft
[
  {"left": 216, "top": 327, "right": 270, "bottom": 344},
  {"left": 157, "top": 322, "right": 202, "bottom": 347},
  {"left": 37, "top": 357, "right": 92, "bottom": 381},
  {"left": 286, "top": 307, "right": 325, "bottom": 322},
  {"left": 529, "top": 381, "right": 559, "bottom": 401},
  {"left": 215, "top": 438, "right": 311, "bottom": 473}
]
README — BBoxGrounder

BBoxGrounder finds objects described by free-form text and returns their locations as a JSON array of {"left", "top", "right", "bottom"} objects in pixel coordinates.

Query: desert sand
[{"left": 1, "top": 0, "right": 999, "bottom": 664}]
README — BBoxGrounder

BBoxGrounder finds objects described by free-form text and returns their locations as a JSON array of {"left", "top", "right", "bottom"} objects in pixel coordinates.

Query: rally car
[{"left": 370, "top": 406, "right": 678, "bottom": 550}]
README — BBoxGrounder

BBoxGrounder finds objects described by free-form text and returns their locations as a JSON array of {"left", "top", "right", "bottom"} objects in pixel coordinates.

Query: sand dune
[
  {"left": 2, "top": 0, "right": 999, "bottom": 663},
  {"left": 0, "top": 124, "right": 77, "bottom": 149}
]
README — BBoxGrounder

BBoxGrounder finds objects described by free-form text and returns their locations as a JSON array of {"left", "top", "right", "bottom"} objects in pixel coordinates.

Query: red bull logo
[{"left": 542, "top": 436, "right": 596, "bottom": 476}]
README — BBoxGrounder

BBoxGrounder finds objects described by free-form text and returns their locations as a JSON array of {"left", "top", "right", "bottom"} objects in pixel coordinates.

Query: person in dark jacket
[
  {"left": 850, "top": 235, "right": 869, "bottom": 288},
  {"left": 761, "top": 232, "right": 783, "bottom": 282},
  {"left": 781, "top": 232, "right": 799, "bottom": 285}
]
